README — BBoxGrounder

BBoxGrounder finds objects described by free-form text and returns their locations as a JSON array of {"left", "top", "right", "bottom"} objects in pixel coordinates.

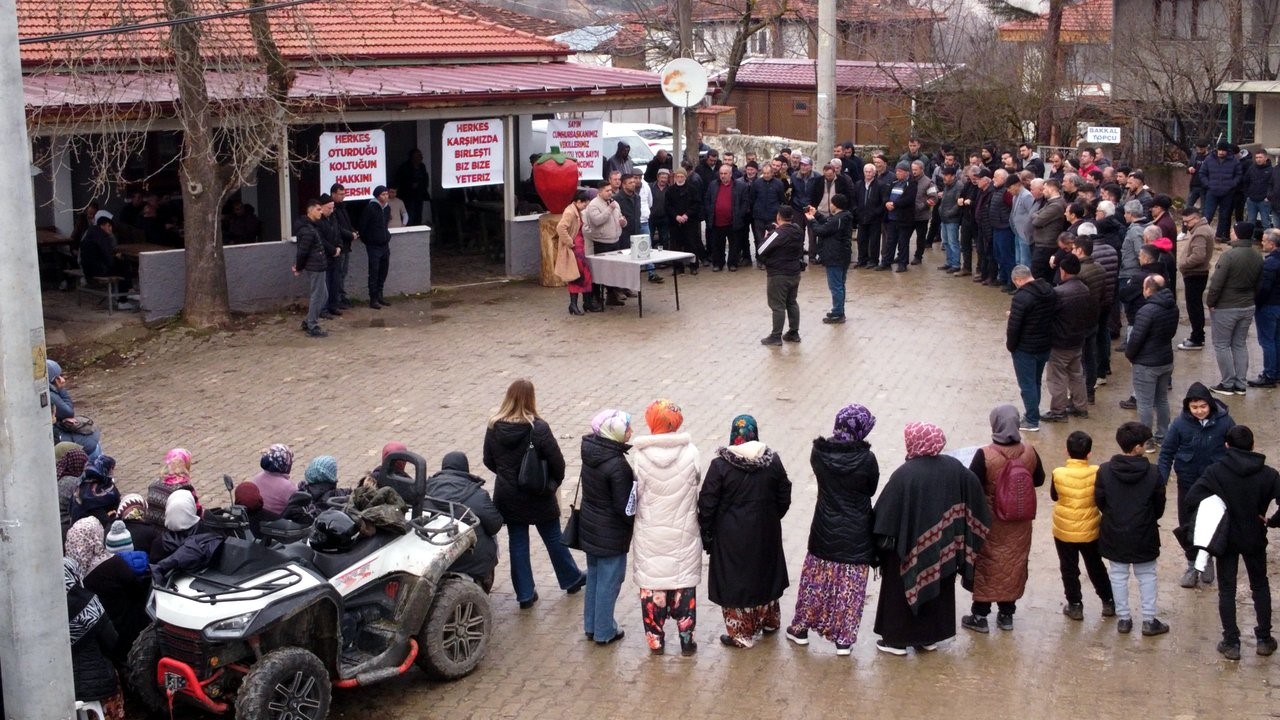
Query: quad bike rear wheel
[
  {"left": 234, "top": 647, "right": 331, "bottom": 720},
  {"left": 416, "top": 576, "right": 491, "bottom": 680},
  {"left": 124, "top": 623, "right": 169, "bottom": 714}
]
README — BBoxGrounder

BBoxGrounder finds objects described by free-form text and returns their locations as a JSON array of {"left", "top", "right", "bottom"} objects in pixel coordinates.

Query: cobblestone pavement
[{"left": 66, "top": 249, "right": 1280, "bottom": 719}]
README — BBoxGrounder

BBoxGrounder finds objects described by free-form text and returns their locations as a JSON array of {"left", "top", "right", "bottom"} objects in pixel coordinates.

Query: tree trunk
[
  {"left": 718, "top": 1, "right": 763, "bottom": 106},
  {"left": 1036, "top": 0, "right": 1064, "bottom": 144},
  {"left": 166, "top": 0, "right": 232, "bottom": 327}
]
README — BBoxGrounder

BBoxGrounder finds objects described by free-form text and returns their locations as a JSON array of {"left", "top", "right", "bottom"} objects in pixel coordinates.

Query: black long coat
[
  {"left": 483, "top": 419, "right": 567, "bottom": 526},
  {"left": 578, "top": 434, "right": 635, "bottom": 557},
  {"left": 807, "top": 438, "right": 879, "bottom": 565},
  {"left": 698, "top": 446, "right": 791, "bottom": 608}
]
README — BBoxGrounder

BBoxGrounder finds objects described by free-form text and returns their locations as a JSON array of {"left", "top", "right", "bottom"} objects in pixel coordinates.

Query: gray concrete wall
[
  {"left": 138, "top": 227, "right": 431, "bottom": 321},
  {"left": 506, "top": 215, "right": 542, "bottom": 278}
]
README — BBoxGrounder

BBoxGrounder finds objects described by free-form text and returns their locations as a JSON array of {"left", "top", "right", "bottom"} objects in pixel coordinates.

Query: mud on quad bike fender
[
  {"left": 415, "top": 576, "right": 491, "bottom": 680},
  {"left": 235, "top": 647, "right": 331, "bottom": 720},
  {"left": 125, "top": 624, "right": 169, "bottom": 714}
]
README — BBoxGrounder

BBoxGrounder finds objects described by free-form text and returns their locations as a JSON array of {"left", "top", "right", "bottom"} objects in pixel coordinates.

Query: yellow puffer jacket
[{"left": 1052, "top": 459, "right": 1102, "bottom": 543}]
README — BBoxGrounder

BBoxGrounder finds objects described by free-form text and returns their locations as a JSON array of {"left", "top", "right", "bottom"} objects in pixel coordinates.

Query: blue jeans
[
  {"left": 1246, "top": 198, "right": 1272, "bottom": 230},
  {"left": 1011, "top": 349, "right": 1050, "bottom": 424},
  {"left": 1132, "top": 362, "right": 1172, "bottom": 442},
  {"left": 507, "top": 521, "right": 584, "bottom": 603},
  {"left": 584, "top": 553, "right": 627, "bottom": 641},
  {"left": 1257, "top": 304, "right": 1280, "bottom": 379},
  {"left": 1014, "top": 233, "right": 1032, "bottom": 268},
  {"left": 941, "top": 222, "right": 960, "bottom": 268},
  {"left": 992, "top": 227, "right": 1015, "bottom": 284},
  {"left": 1109, "top": 560, "right": 1158, "bottom": 622},
  {"left": 825, "top": 264, "right": 847, "bottom": 316},
  {"left": 1202, "top": 191, "right": 1235, "bottom": 239}
]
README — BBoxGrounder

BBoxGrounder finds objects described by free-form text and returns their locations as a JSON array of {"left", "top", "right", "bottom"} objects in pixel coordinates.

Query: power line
[{"left": 20, "top": 0, "right": 320, "bottom": 45}]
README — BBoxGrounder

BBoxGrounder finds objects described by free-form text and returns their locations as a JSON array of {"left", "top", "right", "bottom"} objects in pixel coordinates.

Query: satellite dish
[{"left": 660, "top": 58, "right": 708, "bottom": 108}]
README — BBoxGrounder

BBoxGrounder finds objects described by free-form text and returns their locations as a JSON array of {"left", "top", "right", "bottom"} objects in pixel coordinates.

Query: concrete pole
[
  {"left": 0, "top": 0, "right": 78, "bottom": 715},
  {"left": 816, "top": 0, "right": 836, "bottom": 158}
]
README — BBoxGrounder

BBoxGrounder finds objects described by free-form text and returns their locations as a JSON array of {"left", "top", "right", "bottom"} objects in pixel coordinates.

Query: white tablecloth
[{"left": 585, "top": 249, "right": 696, "bottom": 292}]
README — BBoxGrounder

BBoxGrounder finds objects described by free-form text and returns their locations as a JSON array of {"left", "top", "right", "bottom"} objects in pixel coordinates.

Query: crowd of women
[{"left": 483, "top": 379, "right": 1045, "bottom": 657}]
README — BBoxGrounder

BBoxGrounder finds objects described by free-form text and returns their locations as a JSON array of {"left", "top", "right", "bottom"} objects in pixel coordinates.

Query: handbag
[
  {"left": 561, "top": 479, "right": 583, "bottom": 550},
  {"left": 58, "top": 416, "right": 96, "bottom": 435},
  {"left": 517, "top": 425, "right": 553, "bottom": 496}
]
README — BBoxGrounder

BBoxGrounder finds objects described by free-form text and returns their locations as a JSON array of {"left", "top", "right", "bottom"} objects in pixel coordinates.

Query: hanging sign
[{"left": 442, "top": 119, "right": 505, "bottom": 188}]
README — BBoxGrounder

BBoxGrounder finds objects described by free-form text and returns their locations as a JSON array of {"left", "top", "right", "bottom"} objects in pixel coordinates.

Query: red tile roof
[
  {"left": 998, "top": 0, "right": 1112, "bottom": 43},
  {"left": 24, "top": 62, "right": 662, "bottom": 116},
  {"left": 721, "top": 58, "right": 952, "bottom": 92},
  {"left": 18, "top": 0, "right": 570, "bottom": 66},
  {"left": 424, "top": 0, "right": 573, "bottom": 38}
]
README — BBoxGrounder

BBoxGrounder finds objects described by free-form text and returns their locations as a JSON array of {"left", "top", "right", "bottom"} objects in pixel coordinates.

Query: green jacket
[{"left": 1207, "top": 241, "right": 1263, "bottom": 309}]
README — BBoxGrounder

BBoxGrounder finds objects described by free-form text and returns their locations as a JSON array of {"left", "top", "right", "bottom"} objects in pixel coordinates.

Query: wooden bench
[{"left": 65, "top": 269, "right": 126, "bottom": 315}]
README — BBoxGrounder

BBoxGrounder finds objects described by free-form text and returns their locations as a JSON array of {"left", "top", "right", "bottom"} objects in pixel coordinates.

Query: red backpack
[{"left": 992, "top": 449, "right": 1037, "bottom": 522}]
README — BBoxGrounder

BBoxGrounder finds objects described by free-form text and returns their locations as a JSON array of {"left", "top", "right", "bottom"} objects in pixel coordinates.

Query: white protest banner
[
  {"left": 442, "top": 119, "right": 504, "bottom": 188},
  {"left": 319, "top": 130, "right": 386, "bottom": 201},
  {"left": 1085, "top": 126, "right": 1121, "bottom": 144},
  {"left": 547, "top": 118, "right": 604, "bottom": 180}
]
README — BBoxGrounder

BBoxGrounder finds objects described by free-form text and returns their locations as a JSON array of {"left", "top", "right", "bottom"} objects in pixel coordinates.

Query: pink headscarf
[
  {"left": 904, "top": 422, "right": 946, "bottom": 460},
  {"left": 162, "top": 448, "right": 192, "bottom": 486},
  {"left": 382, "top": 442, "right": 409, "bottom": 474}
]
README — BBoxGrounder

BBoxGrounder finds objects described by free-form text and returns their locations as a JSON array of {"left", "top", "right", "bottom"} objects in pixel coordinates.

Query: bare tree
[{"left": 25, "top": 3, "right": 339, "bottom": 328}]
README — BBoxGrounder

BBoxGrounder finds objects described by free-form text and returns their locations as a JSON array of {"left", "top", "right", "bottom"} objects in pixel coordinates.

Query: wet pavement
[{"left": 65, "top": 248, "right": 1280, "bottom": 718}]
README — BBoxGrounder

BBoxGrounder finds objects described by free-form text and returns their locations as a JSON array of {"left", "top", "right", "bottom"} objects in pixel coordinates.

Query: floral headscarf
[
  {"left": 56, "top": 448, "right": 89, "bottom": 480},
  {"left": 832, "top": 404, "right": 876, "bottom": 443},
  {"left": 66, "top": 517, "right": 114, "bottom": 575},
  {"left": 729, "top": 415, "right": 759, "bottom": 446},
  {"left": 592, "top": 409, "right": 632, "bottom": 443},
  {"left": 904, "top": 422, "right": 947, "bottom": 459},
  {"left": 118, "top": 493, "right": 147, "bottom": 522},
  {"left": 644, "top": 399, "right": 684, "bottom": 434},
  {"left": 260, "top": 444, "right": 294, "bottom": 475},
  {"left": 162, "top": 448, "right": 192, "bottom": 485},
  {"left": 83, "top": 455, "right": 115, "bottom": 482}
]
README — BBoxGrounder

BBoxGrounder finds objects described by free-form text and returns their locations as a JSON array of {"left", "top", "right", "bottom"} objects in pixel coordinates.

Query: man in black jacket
[
  {"left": 359, "top": 185, "right": 392, "bottom": 308},
  {"left": 1007, "top": 265, "right": 1057, "bottom": 430},
  {"left": 877, "top": 162, "right": 917, "bottom": 272},
  {"left": 316, "top": 194, "right": 344, "bottom": 318},
  {"left": 1125, "top": 275, "right": 1179, "bottom": 447},
  {"left": 1184, "top": 425, "right": 1280, "bottom": 660},
  {"left": 807, "top": 194, "right": 854, "bottom": 324},
  {"left": 851, "top": 162, "right": 884, "bottom": 268},
  {"left": 293, "top": 199, "right": 329, "bottom": 338},
  {"left": 758, "top": 207, "right": 806, "bottom": 345},
  {"left": 329, "top": 183, "right": 358, "bottom": 309},
  {"left": 425, "top": 451, "right": 503, "bottom": 592},
  {"left": 1043, "top": 254, "right": 1094, "bottom": 422}
]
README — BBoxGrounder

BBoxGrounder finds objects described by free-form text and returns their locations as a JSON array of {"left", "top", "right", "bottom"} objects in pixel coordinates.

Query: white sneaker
[
  {"left": 835, "top": 643, "right": 852, "bottom": 656},
  {"left": 876, "top": 640, "right": 907, "bottom": 656},
  {"left": 785, "top": 629, "right": 809, "bottom": 646},
  {"left": 1177, "top": 339, "right": 1204, "bottom": 351},
  {"left": 916, "top": 643, "right": 939, "bottom": 652}
]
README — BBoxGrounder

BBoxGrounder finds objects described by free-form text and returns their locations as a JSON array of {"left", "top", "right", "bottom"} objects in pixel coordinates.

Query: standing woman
[
  {"left": 631, "top": 400, "right": 703, "bottom": 655},
  {"left": 962, "top": 404, "right": 1045, "bottom": 633},
  {"left": 787, "top": 405, "right": 879, "bottom": 656},
  {"left": 872, "top": 422, "right": 991, "bottom": 656},
  {"left": 698, "top": 415, "right": 792, "bottom": 649},
  {"left": 484, "top": 379, "right": 585, "bottom": 609},
  {"left": 578, "top": 409, "right": 635, "bottom": 645},
  {"left": 555, "top": 189, "right": 598, "bottom": 315}
]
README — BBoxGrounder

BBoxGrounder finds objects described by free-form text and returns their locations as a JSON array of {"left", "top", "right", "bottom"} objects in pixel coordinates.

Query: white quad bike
[{"left": 127, "top": 452, "right": 492, "bottom": 719}]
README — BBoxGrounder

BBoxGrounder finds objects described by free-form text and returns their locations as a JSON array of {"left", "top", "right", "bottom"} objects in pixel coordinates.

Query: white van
[{"left": 530, "top": 119, "right": 654, "bottom": 179}]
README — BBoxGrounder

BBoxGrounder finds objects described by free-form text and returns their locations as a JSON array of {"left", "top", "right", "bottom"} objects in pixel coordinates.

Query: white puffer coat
[{"left": 630, "top": 432, "right": 703, "bottom": 589}]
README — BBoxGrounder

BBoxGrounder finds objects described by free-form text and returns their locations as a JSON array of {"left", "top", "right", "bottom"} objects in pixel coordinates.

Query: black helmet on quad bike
[{"left": 311, "top": 509, "right": 360, "bottom": 553}]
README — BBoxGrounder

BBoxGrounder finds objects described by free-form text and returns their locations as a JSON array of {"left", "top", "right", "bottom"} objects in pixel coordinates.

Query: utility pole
[
  {"left": 816, "top": 0, "right": 836, "bottom": 158},
  {"left": 677, "top": 0, "right": 698, "bottom": 165},
  {"left": 0, "top": 0, "right": 78, "bottom": 714}
]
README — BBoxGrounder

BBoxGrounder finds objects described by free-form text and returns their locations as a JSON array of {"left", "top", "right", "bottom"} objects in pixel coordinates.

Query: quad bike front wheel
[
  {"left": 125, "top": 623, "right": 169, "bottom": 714},
  {"left": 416, "top": 576, "right": 491, "bottom": 680},
  {"left": 234, "top": 647, "right": 331, "bottom": 720}
]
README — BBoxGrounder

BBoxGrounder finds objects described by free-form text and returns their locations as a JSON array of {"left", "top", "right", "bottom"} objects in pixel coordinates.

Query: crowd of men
[{"left": 621, "top": 137, "right": 1278, "bottom": 432}]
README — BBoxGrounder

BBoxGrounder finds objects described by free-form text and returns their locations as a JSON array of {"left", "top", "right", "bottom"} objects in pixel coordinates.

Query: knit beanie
[
  {"left": 54, "top": 441, "right": 83, "bottom": 462},
  {"left": 105, "top": 520, "right": 134, "bottom": 554},
  {"left": 305, "top": 456, "right": 338, "bottom": 486}
]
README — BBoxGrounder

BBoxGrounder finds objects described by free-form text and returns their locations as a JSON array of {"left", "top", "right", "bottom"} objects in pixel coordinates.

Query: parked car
[{"left": 610, "top": 122, "right": 674, "bottom": 154}]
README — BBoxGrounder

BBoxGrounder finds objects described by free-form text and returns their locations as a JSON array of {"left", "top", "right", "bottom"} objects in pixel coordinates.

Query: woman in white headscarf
[{"left": 577, "top": 409, "right": 635, "bottom": 646}]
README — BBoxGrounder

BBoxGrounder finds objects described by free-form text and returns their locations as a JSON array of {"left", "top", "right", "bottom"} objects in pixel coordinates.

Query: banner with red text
[
  {"left": 319, "top": 130, "right": 386, "bottom": 201},
  {"left": 442, "top": 119, "right": 505, "bottom": 189},
  {"left": 546, "top": 118, "right": 603, "bottom": 180}
]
